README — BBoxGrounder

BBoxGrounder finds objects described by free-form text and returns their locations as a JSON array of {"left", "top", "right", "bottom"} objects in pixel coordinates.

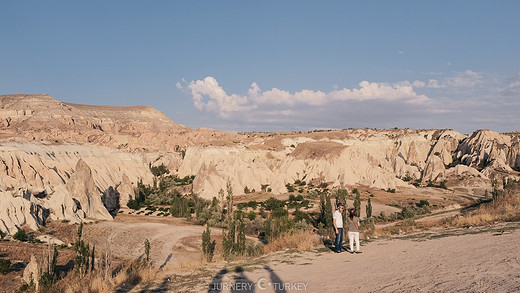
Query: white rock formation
[
  {"left": 117, "top": 173, "right": 135, "bottom": 208},
  {"left": 23, "top": 255, "right": 39, "bottom": 290},
  {"left": 66, "top": 159, "right": 112, "bottom": 220},
  {"left": 0, "top": 191, "right": 46, "bottom": 235}
]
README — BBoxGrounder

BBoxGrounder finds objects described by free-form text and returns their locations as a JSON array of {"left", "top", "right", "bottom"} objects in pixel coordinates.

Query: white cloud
[
  {"left": 444, "top": 70, "right": 482, "bottom": 88},
  {"left": 421, "top": 70, "right": 482, "bottom": 89},
  {"left": 181, "top": 77, "right": 432, "bottom": 117},
  {"left": 509, "top": 81, "right": 520, "bottom": 89},
  {"left": 177, "top": 72, "right": 520, "bottom": 133},
  {"left": 181, "top": 76, "right": 256, "bottom": 118},
  {"left": 329, "top": 80, "right": 429, "bottom": 104}
]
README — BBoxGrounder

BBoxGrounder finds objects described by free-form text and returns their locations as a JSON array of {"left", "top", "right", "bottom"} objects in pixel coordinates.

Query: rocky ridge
[{"left": 0, "top": 94, "right": 519, "bottom": 235}]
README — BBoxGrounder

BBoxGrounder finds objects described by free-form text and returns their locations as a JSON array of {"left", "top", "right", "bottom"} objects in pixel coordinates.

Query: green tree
[
  {"left": 40, "top": 246, "right": 59, "bottom": 288},
  {"left": 226, "top": 181, "right": 234, "bottom": 223},
  {"left": 264, "top": 208, "right": 294, "bottom": 241},
  {"left": 202, "top": 226, "right": 212, "bottom": 262},
  {"left": 236, "top": 220, "right": 246, "bottom": 255},
  {"left": 354, "top": 194, "right": 361, "bottom": 217},
  {"left": 366, "top": 198, "right": 372, "bottom": 219},
  {"left": 319, "top": 192, "right": 326, "bottom": 225},
  {"left": 74, "top": 222, "right": 90, "bottom": 276},
  {"left": 170, "top": 196, "right": 190, "bottom": 218},
  {"left": 325, "top": 194, "right": 333, "bottom": 229},
  {"left": 144, "top": 239, "right": 151, "bottom": 263},
  {"left": 334, "top": 188, "right": 348, "bottom": 223}
]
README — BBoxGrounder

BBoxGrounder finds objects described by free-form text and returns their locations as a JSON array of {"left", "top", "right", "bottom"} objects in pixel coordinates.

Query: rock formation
[
  {"left": 0, "top": 191, "right": 46, "bottom": 235},
  {"left": 66, "top": 159, "right": 112, "bottom": 220},
  {"left": 116, "top": 173, "right": 134, "bottom": 208},
  {"left": 23, "top": 255, "right": 39, "bottom": 290},
  {"left": 1, "top": 94, "right": 519, "bottom": 229}
]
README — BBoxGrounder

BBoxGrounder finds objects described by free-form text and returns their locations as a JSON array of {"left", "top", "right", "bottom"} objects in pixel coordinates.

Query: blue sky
[{"left": 1, "top": 1, "right": 519, "bottom": 133}]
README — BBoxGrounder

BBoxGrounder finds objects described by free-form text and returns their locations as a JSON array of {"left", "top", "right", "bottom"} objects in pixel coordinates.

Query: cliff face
[
  {"left": 0, "top": 94, "right": 519, "bottom": 234},
  {"left": 178, "top": 128, "right": 510, "bottom": 199}
]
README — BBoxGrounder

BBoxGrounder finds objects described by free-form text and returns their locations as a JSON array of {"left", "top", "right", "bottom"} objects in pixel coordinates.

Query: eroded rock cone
[{"left": 66, "top": 159, "right": 112, "bottom": 220}]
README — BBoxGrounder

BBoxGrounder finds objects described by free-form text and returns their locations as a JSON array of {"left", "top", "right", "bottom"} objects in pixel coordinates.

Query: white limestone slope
[{"left": 178, "top": 129, "right": 477, "bottom": 199}]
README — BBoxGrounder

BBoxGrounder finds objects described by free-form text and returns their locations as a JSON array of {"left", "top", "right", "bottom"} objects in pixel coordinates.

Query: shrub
[
  {"left": 418, "top": 200, "right": 430, "bottom": 207},
  {"left": 150, "top": 163, "right": 169, "bottom": 177},
  {"left": 245, "top": 242, "right": 264, "bottom": 257},
  {"left": 243, "top": 218, "right": 264, "bottom": 236},
  {"left": 127, "top": 199, "right": 141, "bottom": 210},
  {"left": 0, "top": 259, "right": 10, "bottom": 274},
  {"left": 286, "top": 183, "right": 295, "bottom": 193},
  {"left": 318, "top": 182, "right": 329, "bottom": 189},
  {"left": 402, "top": 173, "right": 413, "bottom": 182},
  {"left": 264, "top": 197, "right": 285, "bottom": 211},
  {"left": 261, "top": 184, "right": 269, "bottom": 192},
  {"left": 13, "top": 229, "right": 28, "bottom": 242},
  {"left": 247, "top": 211, "right": 256, "bottom": 221}
]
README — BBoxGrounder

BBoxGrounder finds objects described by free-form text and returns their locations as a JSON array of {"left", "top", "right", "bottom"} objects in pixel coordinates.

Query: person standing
[
  {"left": 347, "top": 208, "right": 361, "bottom": 253},
  {"left": 332, "top": 203, "right": 344, "bottom": 253}
]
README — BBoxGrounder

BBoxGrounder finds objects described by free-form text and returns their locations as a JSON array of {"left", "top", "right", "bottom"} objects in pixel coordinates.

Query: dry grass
[
  {"left": 447, "top": 189, "right": 520, "bottom": 227},
  {"left": 59, "top": 260, "right": 160, "bottom": 293},
  {"left": 175, "top": 259, "right": 204, "bottom": 273},
  {"left": 371, "top": 183, "right": 520, "bottom": 237},
  {"left": 263, "top": 230, "right": 320, "bottom": 254}
]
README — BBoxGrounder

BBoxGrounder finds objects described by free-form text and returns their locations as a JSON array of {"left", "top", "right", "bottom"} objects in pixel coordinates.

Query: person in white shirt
[{"left": 333, "top": 203, "right": 344, "bottom": 253}]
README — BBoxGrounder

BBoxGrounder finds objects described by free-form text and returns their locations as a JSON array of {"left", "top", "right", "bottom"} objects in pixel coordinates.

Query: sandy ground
[
  {"left": 2, "top": 218, "right": 519, "bottom": 293},
  {"left": 83, "top": 219, "right": 211, "bottom": 269},
  {"left": 180, "top": 223, "right": 520, "bottom": 293},
  {"left": 79, "top": 215, "right": 520, "bottom": 293}
]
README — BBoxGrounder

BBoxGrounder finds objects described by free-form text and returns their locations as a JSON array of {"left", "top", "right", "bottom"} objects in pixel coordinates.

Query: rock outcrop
[
  {"left": 23, "top": 255, "right": 39, "bottom": 290},
  {"left": 0, "top": 191, "right": 46, "bottom": 235},
  {"left": 117, "top": 174, "right": 134, "bottom": 208},
  {"left": 1, "top": 94, "right": 519, "bottom": 227},
  {"left": 66, "top": 159, "right": 112, "bottom": 220}
]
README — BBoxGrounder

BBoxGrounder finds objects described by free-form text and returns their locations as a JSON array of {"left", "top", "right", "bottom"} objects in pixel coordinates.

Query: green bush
[
  {"left": 285, "top": 183, "right": 295, "bottom": 193},
  {"left": 13, "top": 229, "right": 28, "bottom": 242},
  {"left": 127, "top": 199, "right": 141, "bottom": 210},
  {"left": 0, "top": 259, "right": 10, "bottom": 274},
  {"left": 247, "top": 211, "right": 256, "bottom": 220},
  {"left": 264, "top": 197, "right": 285, "bottom": 211},
  {"left": 150, "top": 163, "right": 170, "bottom": 177}
]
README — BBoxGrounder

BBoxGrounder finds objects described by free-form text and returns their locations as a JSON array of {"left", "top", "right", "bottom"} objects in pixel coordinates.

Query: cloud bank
[
  {"left": 179, "top": 77, "right": 431, "bottom": 118},
  {"left": 178, "top": 70, "right": 519, "bottom": 133}
]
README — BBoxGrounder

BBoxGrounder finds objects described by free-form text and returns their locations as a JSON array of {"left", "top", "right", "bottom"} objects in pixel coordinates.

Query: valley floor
[{"left": 162, "top": 222, "right": 520, "bottom": 293}]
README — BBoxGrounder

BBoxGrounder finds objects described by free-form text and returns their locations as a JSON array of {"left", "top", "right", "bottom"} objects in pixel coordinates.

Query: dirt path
[{"left": 83, "top": 220, "right": 212, "bottom": 269}]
